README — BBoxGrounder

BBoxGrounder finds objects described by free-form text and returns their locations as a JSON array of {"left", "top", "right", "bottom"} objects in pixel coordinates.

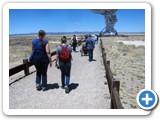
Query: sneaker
[
  {"left": 36, "top": 84, "right": 41, "bottom": 91},
  {"left": 42, "top": 87, "right": 47, "bottom": 91},
  {"left": 61, "top": 86, "right": 65, "bottom": 89},
  {"left": 65, "top": 87, "right": 70, "bottom": 94},
  {"left": 88, "top": 59, "right": 92, "bottom": 62}
]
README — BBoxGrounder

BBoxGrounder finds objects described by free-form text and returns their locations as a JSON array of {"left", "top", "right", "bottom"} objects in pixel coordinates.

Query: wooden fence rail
[
  {"left": 100, "top": 38, "right": 123, "bottom": 109},
  {"left": 9, "top": 64, "right": 26, "bottom": 76},
  {"left": 9, "top": 51, "right": 56, "bottom": 77},
  {"left": 9, "top": 40, "right": 85, "bottom": 77}
]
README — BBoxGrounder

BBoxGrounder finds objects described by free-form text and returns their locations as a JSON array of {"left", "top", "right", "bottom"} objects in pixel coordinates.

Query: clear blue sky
[{"left": 9, "top": 9, "right": 145, "bottom": 34}]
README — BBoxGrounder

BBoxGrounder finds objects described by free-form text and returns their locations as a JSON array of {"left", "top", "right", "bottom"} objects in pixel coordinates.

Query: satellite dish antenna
[{"left": 91, "top": 9, "right": 118, "bottom": 35}]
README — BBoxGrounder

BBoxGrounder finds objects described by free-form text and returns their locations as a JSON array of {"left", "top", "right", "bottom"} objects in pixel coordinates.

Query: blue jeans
[
  {"left": 72, "top": 43, "right": 77, "bottom": 51},
  {"left": 60, "top": 62, "right": 71, "bottom": 88},
  {"left": 96, "top": 39, "right": 98, "bottom": 44},
  {"left": 88, "top": 49, "right": 93, "bottom": 61},
  {"left": 35, "top": 62, "right": 48, "bottom": 88}
]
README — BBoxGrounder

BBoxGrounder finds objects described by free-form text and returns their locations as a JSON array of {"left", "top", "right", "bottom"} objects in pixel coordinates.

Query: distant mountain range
[{"left": 10, "top": 32, "right": 145, "bottom": 36}]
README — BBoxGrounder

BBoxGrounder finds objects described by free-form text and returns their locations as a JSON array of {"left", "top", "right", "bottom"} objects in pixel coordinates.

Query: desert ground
[
  {"left": 9, "top": 35, "right": 84, "bottom": 82},
  {"left": 9, "top": 42, "right": 110, "bottom": 109},
  {"left": 9, "top": 34, "right": 145, "bottom": 109},
  {"left": 101, "top": 35, "right": 145, "bottom": 108},
  {"left": 9, "top": 35, "right": 84, "bottom": 68}
]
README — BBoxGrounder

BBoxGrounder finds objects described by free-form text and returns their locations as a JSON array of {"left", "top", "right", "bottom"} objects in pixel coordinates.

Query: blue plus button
[{"left": 137, "top": 89, "right": 158, "bottom": 110}]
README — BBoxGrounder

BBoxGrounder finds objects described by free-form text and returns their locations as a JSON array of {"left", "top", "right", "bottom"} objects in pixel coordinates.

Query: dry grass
[
  {"left": 102, "top": 35, "right": 145, "bottom": 109},
  {"left": 9, "top": 35, "right": 84, "bottom": 68}
]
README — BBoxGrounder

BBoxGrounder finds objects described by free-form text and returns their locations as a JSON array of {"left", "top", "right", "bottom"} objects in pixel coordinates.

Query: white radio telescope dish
[{"left": 91, "top": 9, "right": 118, "bottom": 35}]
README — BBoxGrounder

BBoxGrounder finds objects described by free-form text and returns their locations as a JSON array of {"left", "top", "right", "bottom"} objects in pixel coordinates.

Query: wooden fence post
[
  {"left": 112, "top": 80, "right": 120, "bottom": 94},
  {"left": 107, "top": 60, "right": 110, "bottom": 66},
  {"left": 103, "top": 52, "right": 106, "bottom": 60},
  {"left": 111, "top": 80, "right": 121, "bottom": 109},
  {"left": 23, "top": 59, "right": 29, "bottom": 76},
  {"left": 107, "top": 60, "right": 114, "bottom": 80},
  {"left": 110, "top": 96, "right": 114, "bottom": 109},
  {"left": 103, "top": 53, "right": 107, "bottom": 72}
]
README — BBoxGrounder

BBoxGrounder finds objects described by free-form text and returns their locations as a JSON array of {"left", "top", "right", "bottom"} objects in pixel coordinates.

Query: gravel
[{"left": 9, "top": 43, "right": 110, "bottom": 109}]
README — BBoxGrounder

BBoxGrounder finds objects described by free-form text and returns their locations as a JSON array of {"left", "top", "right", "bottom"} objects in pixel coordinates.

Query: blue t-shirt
[
  {"left": 56, "top": 44, "right": 72, "bottom": 66},
  {"left": 29, "top": 38, "right": 49, "bottom": 63},
  {"left": 56, "top": 44, "right": 72, "bottom": 54},
  {"left": 32, "top": 38, "right": 48, "bottom": 50},
  {"left": 86, "top": 38, "right": 95, "bottom": 50}
]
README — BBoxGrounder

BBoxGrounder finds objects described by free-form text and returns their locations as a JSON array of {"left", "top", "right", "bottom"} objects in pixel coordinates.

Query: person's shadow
[
  {"left": 46, "top": 83, "right": 59, "bottom": 91},
  {"left": 92, "top": 59, "right": 97, "bottom": 61},
  {"left": 74, "top": 51, "right": 79, "bottom": 53},
  {"left": 69, "top": 83, "right": 79, "bottom": 93},
  {"left": 88, "top": 59, "right": 97, "bottom": 62}
]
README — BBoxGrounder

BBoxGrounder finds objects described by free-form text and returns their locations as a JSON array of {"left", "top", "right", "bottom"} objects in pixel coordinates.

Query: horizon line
[{"left": 10, "top": 31, "right": 145, "bottom": 35}]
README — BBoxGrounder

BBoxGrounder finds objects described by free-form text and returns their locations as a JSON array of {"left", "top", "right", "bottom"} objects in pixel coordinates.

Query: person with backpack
[
  {"left": 95, "top": 35, "right": 99, "bottom": 44},
  {"left": 55, "top": 36, "right": 72, "bottom": 93},
  {"left": 29, "top": 30, "right": 52, "bottom": 91},
  {"left": 71, "top": 35, "right": 77, "bottom": 52},
  {"left": 86, "top": 34, "right": 95, "bottom": 62}
]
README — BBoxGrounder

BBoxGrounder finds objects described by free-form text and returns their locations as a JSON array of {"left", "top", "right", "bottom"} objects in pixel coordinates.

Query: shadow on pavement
[
  {"left": 46, "top": 83, "right": 59, "bottom": 90},
  {"left": 92, "top": 59, "right": 97, "bottom": 61},
  {"left": 74, "top": 51, "right": 79, "bottom": 53},
  {"left": 69, "top": 83, "right": 79, "bottom": 92}
]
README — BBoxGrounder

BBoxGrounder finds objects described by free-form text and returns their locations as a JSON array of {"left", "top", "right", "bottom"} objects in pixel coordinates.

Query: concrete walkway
[{"left": 9, "top": 43, "right": 110, "bottom": 109}]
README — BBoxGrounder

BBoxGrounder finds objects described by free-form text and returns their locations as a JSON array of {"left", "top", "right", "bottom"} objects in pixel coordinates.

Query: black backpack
[{"left": 72, "top": 37, "right": 77, "bottom": 43}]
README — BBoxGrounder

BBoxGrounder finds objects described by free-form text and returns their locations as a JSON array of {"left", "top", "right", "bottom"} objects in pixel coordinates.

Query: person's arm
[
  {"left": 45, "top": 43, "right": 52, "bottom": 67},
  {"left": 93, "top": 39, "right": 95, "bottom": 50},
  {"left": 71, "top": 54, "right": 73, "bottom": 61},
  {"left": 71, "top": 37, "right": 73, "bottom": 43},
  {"left": 69, "top": 45, "right": 73, "bottom": 60},
  {"left": 76, "top": 37, "right": 78, "bottom": 43},
  {"left": 55, "top": 54, "right": 59, "bottom": 66},
  {"left": 55, "top": 47, "right": 60, "bottom": 67},
  {"left": 93, "top": 40, "right": 95, "bottom": 47},
  {"left": 86, "top": 40, "right": 88, "bottom": 47},
  {"left": 32, "top": 45, "right": 34, "bottom": 50},
  {"left": 31, "top": 40, "right": 34, "bottom": 50}
]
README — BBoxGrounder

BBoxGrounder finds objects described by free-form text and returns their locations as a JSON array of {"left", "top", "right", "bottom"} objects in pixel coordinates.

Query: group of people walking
[{"left": 29, "top": 30, "right": 98, "bottom": 94}]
